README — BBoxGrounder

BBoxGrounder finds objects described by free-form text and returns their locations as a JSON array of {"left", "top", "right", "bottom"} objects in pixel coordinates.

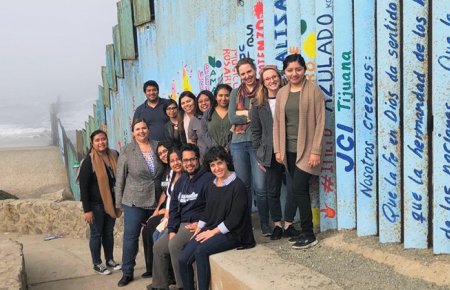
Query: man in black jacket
[{"left": 150, "top": 144, "right": 214, "bottom": 290}]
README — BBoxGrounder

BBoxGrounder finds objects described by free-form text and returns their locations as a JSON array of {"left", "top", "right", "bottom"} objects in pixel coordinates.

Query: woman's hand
[
  {"left": 275, "top": 153, "right": 284, "bottom": 164},
  {"left": 185, "top": 222, "right": 198, "bottom": 232},
  {"left": 308, "top": 153, "right": 321, "bottom": 167},
  {"left": 84, "top": 211, "right": 94, "bottom": 224},
  {"left": 195, "top": 228, "right": 220, "bottom": 243},
  {"left": 190, "top": 227, "right": 202, "bottom": 240}
]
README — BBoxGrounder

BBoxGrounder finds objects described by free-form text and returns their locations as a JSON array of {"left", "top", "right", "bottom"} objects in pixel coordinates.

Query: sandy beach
[{"left": 0, "top": 146, "right": 68, "bottom": 199}]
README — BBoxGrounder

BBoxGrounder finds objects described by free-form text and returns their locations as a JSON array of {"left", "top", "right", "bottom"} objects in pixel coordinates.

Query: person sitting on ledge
[{"left": 178, "top": 146, "right": 255, "bottom": 290}]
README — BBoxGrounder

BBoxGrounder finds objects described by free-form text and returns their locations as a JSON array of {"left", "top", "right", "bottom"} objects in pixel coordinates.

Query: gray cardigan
[
  {"left": 250, "top": 100, "right": 274, "bottom": 167},
  {"left": 114, "top": 140, "right": 164, "bottom": 209}
]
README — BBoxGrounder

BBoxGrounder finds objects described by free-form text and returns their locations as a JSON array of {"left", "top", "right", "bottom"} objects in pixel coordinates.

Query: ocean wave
[{"left": 0, "top": 126, "right": 51, "bottom": 137}]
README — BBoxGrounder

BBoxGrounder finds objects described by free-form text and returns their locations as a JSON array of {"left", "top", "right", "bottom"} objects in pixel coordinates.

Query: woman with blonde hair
[{"left": 251, "top": 65, "right": 300, "bottom": 240}]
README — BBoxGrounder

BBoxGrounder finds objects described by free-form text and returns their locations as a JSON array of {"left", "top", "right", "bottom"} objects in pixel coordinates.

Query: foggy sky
[{"left": 0, "top": 1, "right": 118, "bottom": 130}]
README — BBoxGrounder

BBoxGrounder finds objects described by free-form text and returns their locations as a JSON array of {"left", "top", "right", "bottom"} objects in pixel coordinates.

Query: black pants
[
  {"left": 142, "top": 214, "right": 163, "bottom": 273},
  {"left": 265, "top": 154, "right": 297, "bottom": 222},
  {"left": 286, "top": 152, "right": 313, "bottom": 234}
]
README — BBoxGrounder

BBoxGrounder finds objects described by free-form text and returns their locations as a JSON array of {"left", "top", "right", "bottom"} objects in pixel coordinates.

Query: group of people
[{"left": 78, "top": 53, "right": 325, "bottom": 290}]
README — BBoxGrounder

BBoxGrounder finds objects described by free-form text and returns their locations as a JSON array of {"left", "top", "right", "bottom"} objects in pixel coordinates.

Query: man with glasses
[
  {"left": 133, "top": 80, "right": 169, "bottom": 141},
  {"left": 150, "top": 144, "right": 214, "bottom": 290}
]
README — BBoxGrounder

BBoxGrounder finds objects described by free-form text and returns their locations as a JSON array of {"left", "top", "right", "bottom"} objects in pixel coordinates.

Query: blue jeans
[
  {"left": 179, "top": 233, "right": 238, "bottom": 290},
  {"left": 230, "top": 142, "right": 269, "bottom": 227},
  {"left": 122, "top": 205, "right": 151, "bottom": 277},
  {"left": 88, "top": 203, "right": 116, "bottom": 265}
]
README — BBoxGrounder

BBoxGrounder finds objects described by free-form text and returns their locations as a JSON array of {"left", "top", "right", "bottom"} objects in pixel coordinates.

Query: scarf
[
  {"left": 91, "top": 148, "right": 121, "bottom": 218},
  {"left": 232, "top": 80, "right": 260, "bottom": 134},
  {"left": 235, "top": 79, "right": 260, "bottom": 110}
]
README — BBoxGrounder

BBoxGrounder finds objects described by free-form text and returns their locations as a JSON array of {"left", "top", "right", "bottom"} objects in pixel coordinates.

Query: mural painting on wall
[
  {"left": 300, "top": 18, "right": 317, "bottom": 80},
  {"left": 315, "top": 3, "right": 336, "bottom": 230},
  {"left": 223, "top": 48, "right": 240, "bottom": 88},
  {"left": 238, "top": 23, "right": 254, "bottom": 62},
  {"left": 274, "top": 0, "right": 288, "bottom": 65},
  {"left": 170, "top": 65, "right": 194, "bottom": 101},
  {"left": 198, "top": 56, "right": 223, "bottom": 93},
  {"left": 254, "top": 1, "right": 264, "bottom": 71}
]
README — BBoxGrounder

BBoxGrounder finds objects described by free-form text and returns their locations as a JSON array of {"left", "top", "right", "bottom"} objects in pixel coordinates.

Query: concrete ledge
[
  {"left": 0, "top": 237, "right": 27, "bottom": 290},
  {"left": 210, "top": 245, "right": 342, "bottom": 290},
  {"left": 0, "top": 200, "right": 124, "bottom": 244}
]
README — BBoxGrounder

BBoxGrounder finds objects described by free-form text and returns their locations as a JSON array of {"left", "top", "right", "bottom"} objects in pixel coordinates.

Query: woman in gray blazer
[
  {"left": 251, "top": 66, "right": 299, "bottom": 241},
  {"left": 115, "top": 118, "right": 164, "bottom": 287}
]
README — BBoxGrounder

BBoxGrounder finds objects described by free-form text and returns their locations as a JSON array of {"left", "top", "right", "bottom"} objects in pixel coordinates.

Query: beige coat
[{"left": 273, "top": 80, "right": 325, "bottom": 176}]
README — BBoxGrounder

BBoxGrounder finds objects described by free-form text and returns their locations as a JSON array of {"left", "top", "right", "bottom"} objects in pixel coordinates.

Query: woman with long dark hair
[
  {"left": 201, "top": 84, "right": 233, "bottom": 153},
  {"left": 273, "top": 54, "right": 325, "bottom": 249},
  {"left": 164, "top": 99, "right": 187, "bottom": 148},
  {"left": 188, "top": 90, "right": 214, "bottom": 157},
  {"left": 79, "top": 129, "right": 121, "bottom": 275},
  {"left": 141, "top": 141, "right": 173, "bottom": 278}
]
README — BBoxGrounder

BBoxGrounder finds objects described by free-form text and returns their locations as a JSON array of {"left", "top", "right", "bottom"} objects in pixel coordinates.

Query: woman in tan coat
[{"left": 273, "top": 54, "right": 325, "bottom": 249}]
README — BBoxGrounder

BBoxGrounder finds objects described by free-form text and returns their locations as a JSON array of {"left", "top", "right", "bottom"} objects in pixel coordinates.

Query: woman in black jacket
[
  {"left": 79, "top": 129, "right": 121, "bottom": 276},
  {"left": 164, "top": 99, "right": 187, "bottom": 148}
]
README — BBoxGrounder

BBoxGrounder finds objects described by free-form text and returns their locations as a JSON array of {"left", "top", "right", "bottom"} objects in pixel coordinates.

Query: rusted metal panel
[
  {"left": 403, "top": 0, "right": 429, "bottom": 249},
  {"left": 355, "top": 0, "right": 377, "bottom": 236},
  {"left": 113, "top": 25, "right": 124, "bottom": 78},
  {"left": 334, "top": 0, "right": 355, "bottom": 229},
  {"left": 316, "top": 0, "right": 337, "bottom": 231},
  {"left": 432, "top": 0, "right": 450, "bottom": 254},
  {"left": 101, "top": 67, "right": 110, "bottom": 108},
  {"left": 118, "top": 0, "right": 136, "bottom": 60},
  {"left": 377, "top": 0, "right": 402, "bottom": 243},
  {"left": 133, "top": 0, "right": 152, "bottom": 26},
  {"left": 106, "top": 44, "right": 117, "bottom": 91}
]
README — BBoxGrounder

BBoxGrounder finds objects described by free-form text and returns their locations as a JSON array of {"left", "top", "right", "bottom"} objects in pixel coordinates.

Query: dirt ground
[{"left": 254, "top": 224, "right": 450, "bottom": 290}]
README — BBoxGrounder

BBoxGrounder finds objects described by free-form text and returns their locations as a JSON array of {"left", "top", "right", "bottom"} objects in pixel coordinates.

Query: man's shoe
[
  {"left": 261, "top": 224, "right": 273, "bottom": 237},
  {"left": 106, "top": 259, "right": 121, "bottom": 271},
  {"left": 270, "top": 226, "right": 283, "bottom": 240},
  {"left": 118, "top": 275, "right": 133, "bottom": 287},
  {"left": 283, "top": 225, "right": 301, "bottom": 238},
  {"left": 141, "top": 271, "right": 152, "bottom": 278},
  {"left": 292, "top": 234, "right": 318, "bottom": 249},
  {"left": 93, "top": 263, "right": 111, "bottom": 275}
]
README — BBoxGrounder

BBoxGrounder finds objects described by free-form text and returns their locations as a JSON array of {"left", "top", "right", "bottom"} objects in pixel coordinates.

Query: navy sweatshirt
[{"left": 168, "top": 167, "right": 214, "bottom": 233}]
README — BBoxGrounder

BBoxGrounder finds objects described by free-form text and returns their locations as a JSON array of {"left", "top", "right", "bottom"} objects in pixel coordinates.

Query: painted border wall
[{"left": 64, "top": 0, "right": 449, "bottom": 253}]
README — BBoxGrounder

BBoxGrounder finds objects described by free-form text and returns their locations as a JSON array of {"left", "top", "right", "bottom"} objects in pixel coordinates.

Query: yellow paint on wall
[
  {"left": 303, "top": 32, "right": 317, "bottom": 58},
  {"left": 182, "top": 67, "right": 193, "bottom": 91}
]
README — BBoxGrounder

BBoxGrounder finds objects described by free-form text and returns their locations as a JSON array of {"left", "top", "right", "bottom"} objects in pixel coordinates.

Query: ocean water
[{"left": 0, "top": 97, "right": 95, "bottom": 148}]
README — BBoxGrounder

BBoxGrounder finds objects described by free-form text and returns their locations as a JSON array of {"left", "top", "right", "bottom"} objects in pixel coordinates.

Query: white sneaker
[
  {"left": 106, "top": 259, "right": 122, "bottom": 271},
  {"left": 94, "top": 263, "right": 111, "bottom": 275}
]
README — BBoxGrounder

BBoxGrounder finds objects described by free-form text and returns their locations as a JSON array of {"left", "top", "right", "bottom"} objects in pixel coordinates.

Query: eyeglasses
[
  {"left": 166, "top": 106, "right": 178, "bottom": 111},
  {"left": 182, "top": 157, "right": 198, "bottom": 163},
  {"left": 263, "top": 75, "right": 279, "bottom": 83}
]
